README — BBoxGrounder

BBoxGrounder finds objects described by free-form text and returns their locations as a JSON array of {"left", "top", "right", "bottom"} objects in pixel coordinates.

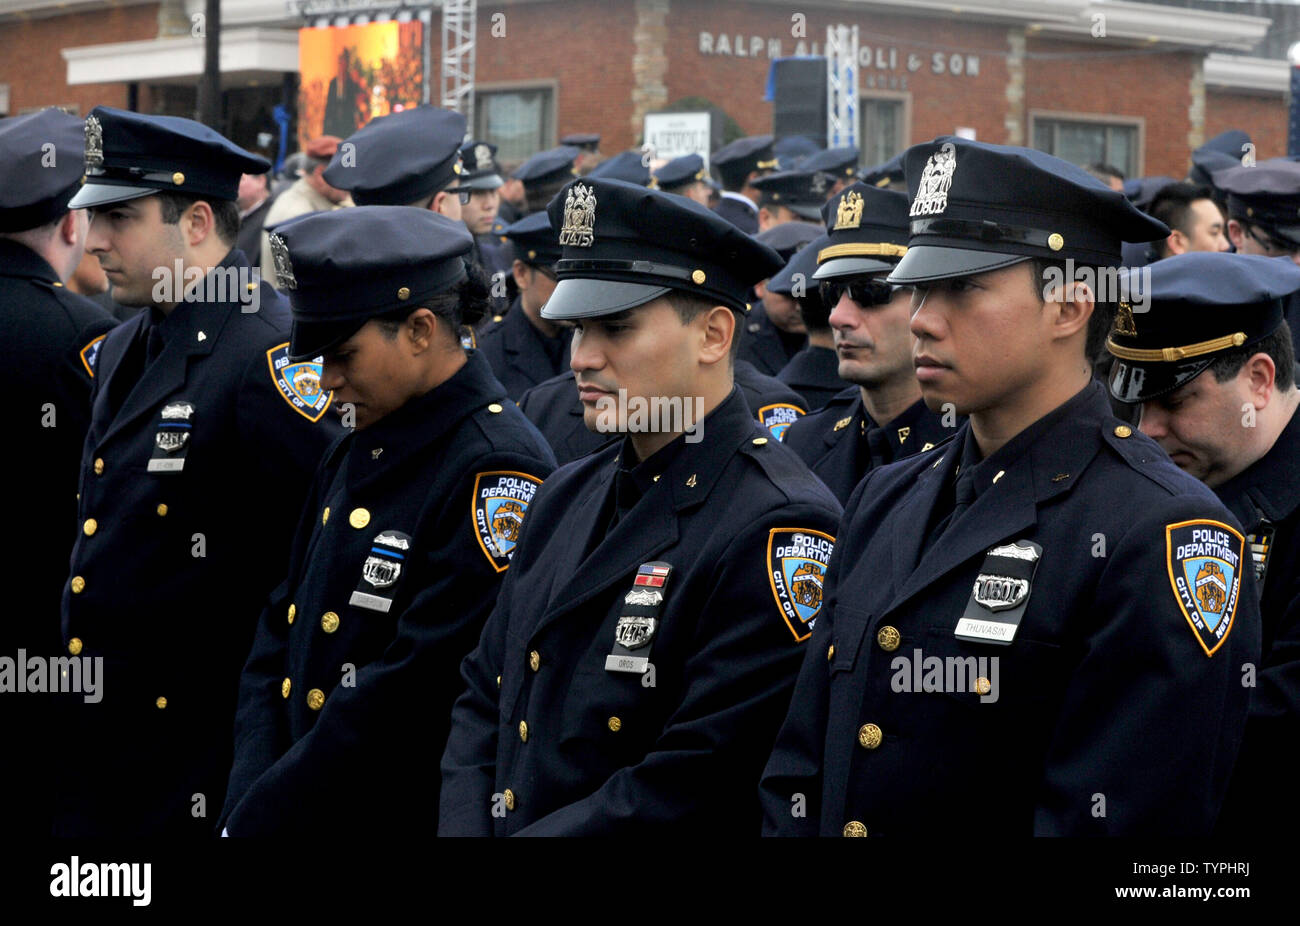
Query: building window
[
  {"left": 474, "top": 86, "right": 554, "bottom": 163},
  {"left": 859, "top": 96, "right": 906, "bottom": 168},
  {"left": 1032, "top": 116, "right": 1140, "bottom": 179}
]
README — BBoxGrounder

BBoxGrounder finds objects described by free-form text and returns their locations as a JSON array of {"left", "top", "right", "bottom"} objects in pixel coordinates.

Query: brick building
[{"left": 0, "top": 0, "right": 1291, "bottom": 178}]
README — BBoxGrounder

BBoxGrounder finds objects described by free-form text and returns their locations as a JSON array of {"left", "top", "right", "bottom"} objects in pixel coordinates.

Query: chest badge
[
  {"left": 349, "top": 530, "right": 412, "bottom": 613},
  {"left": 954, "top": 540, "right": 1043, "bottom": 645},
  {"left": 148, "top": 401, "right": 194, "bottom": 472},
  {"left": 607, "top": 563, "right": 672, "bottom": 674}
]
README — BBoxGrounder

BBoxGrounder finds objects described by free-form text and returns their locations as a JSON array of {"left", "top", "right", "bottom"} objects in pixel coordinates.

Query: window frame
[
  {"left": 1028, "top": 110, "right": 1145, "bottom": 179},
  {"left": 473, "top": 79, "right": 559, "bottom": 163},
  {"left": 858, "top": 91, "right": 912, "bottom": 167}
]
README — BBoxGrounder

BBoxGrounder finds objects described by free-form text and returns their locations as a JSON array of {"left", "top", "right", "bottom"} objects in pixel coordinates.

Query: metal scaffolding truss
[
  {"left": 826, "top": 23, "right": 859, "bottom": 149},
  {"left": 441, "top": 0, "right": 477, "bottom": 129}
]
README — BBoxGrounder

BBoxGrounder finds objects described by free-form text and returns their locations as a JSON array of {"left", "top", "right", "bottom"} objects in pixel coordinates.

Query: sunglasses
[{"left": 818, "top": 277, "right": 902, "bottom": 308}]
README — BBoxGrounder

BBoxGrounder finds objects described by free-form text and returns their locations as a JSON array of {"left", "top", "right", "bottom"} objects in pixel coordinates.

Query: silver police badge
[
  {"left": 909, "top": 141, "right": 957, "bottom": 217},
  {"left": 474, "top": 143, "right": 493, "bottom": 169},
  {"left": 84, "top": 115, "right": 104, "bottom": 172},
  {"left": 559, "top": 183, "right": 596, "bottom": 247},
  {"left": 155, "top": 401, "right": 194, "bottom": 453},
  {"left": 972, "top": 574, "right": 1030, "bottom": 611},
  {"left": 614, "top": 615, "right": 657, "bottom": 650},
  {"left": 362, "top": 556, "right": 401, "bottom": 589},
  {"left": 624, "top": 588, "right": 663, "bottom": 607},
  {"left": 268, "top": 233, "right": 297, "bottom": 290}
]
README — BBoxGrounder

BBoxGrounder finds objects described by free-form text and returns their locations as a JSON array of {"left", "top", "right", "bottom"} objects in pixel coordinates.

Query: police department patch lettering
[
  {"left": 80, "top": 334, "right": 106, "bottom": 378},
  {"left": 767, "top": 527, "right": 835, "bottom": 642},
  {"left": 266, "top": 342, "right": 332, "bottom": 422},
  {"left": 473, "top": 471, "right": 544, "bottom": 572},
  {"left": 758, "top": 403, "right": 804, "bottom": 441},
  {"left": 1166, "top": 519, "right": 1245, "bottom": 657}
]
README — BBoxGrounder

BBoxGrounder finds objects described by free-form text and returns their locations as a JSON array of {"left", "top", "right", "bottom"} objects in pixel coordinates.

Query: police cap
[
  {"left": 813, "top": 182, "right": 909, "bottom": 280},
  {"left": 323, "top": 105, "right": 466, "bottom": 206},
  {"left": 0, "top": 108, "right": 86, "bottom": 232}
]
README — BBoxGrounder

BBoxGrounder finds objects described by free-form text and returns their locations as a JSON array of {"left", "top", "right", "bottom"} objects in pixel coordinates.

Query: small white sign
[{"left": 643, "top": 112, "right": 712, "bottom": 167}]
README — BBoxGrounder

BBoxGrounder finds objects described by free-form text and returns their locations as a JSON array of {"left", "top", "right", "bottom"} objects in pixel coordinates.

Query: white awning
[{"left": 61, "top": 27, "right": 299, "bottom": 86}]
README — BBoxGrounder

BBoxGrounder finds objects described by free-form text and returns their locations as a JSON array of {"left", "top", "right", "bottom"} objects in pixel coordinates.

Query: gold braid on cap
[{"left": 1106, "top": 332, "right": 1247, "bottom": 363}]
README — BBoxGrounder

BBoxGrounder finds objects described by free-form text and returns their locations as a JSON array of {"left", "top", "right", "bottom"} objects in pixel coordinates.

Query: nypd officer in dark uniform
[
  {"left": 743, "top": 221, "right": 822, "bottom": 376},
  {"left": 55, "top": 107, "right": 342, "bottom": 836},
  {"left": 783, "top": 183, "right": 953, "bottom": 504},
  {"left": 761, "top": 138, "right": 1260, "bottom": 836},
  {"left": 0, "top": 107, "right": 116, "bottom": 836},
  {"left": 457, "top": 139, "right": 510, "bottom": 286},
  {"left": 801, "top": 146, "right": 859, "bottom": 198},
  {"left": 651, "top": 153, "right": 713, "bottom": 206},
  {"left": 766, "top": 234, "right": 849, "bottom": 410},
  {"left": 439, "top": 177, "right": 841, "bottom": 834},
  {"left": 477, "top": 211, "right": 572, "bottom": 400},
  {"left": 1107, "top": 252, "right": 1300, "bottom": 834},
  {"left": 710, "top": 134, "right": 777, "bottom": 234},
  {"left": 220, "top": 208, "right": 554, "bottom": 835}
]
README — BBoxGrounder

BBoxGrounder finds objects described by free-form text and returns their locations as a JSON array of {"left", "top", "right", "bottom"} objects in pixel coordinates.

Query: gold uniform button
[
  {"left": 1047, "top": 233, "right": 1064, "bottom": 251},
  {"left": 281, "top": 677, "right": 291, "bottom": 699},
  {"left": 827, "top": 644, "right": 835, "bottom": 661},
  {"left": 70, "top": 576, "right": 85, "bottom": 594},
  {"left": 93, "top": 458, "right": 104, "bottom": 475},
  {"left": 496, "top": 675, "right": 501, "bottom": 688},
  {"left": 155, "top": 696, "right": 168, "bottom": 710},
  {"left": 691, "top": 269, "right": 706, "bottom": 284},
  {"left": 843, "top": 821, "right": 868, "bottom": 837},
  {"left": 519, "top": 721, "right": 528, "bottom": 743},
  {"left": 397, "top": 286, "right": 411, "bottom": 300},
  {"left": 503, "top": 788, "right": 516, "bottom": 811},
  {"left": 321, "top": 611, "right": 340, "bottom": 633},
  {"left": 322, "top": 506, "right": 330, "bottom": 525},
  {"left": 287, "top": 603, "right": 296, "bottom": 625},
  {"left": 172, "top": 171, "right": 185, "bottom": 185},
  {"left": 487, "top": 403, "right": 503, "bottom": 414},
  {"left": 83, "top": 518, "right": 97, "bottom": 536},
  {"left": 607, "top": 716, "right": 622, "bottom": 732},
  {"left": 349, "top": 508, "right": 370, "bottom": 529},
  {"left": 528, "top": 650, "right": 541, "bottom": 672},
  {"left": 876, "top": 626, "right": 901, "bottom": 652},
  {"left": 975, "top": 676, "right": 992, "bottom": 696},
  {"left": 1114, "top": 425, "right": 1133, "bottom": 438},
  {"left": 752, "top": 437, "right": 768, "bottom": 446},
  {"left": 307, "top": 688, "right": 325, "bottom": 711},
  {"left": 156, "top": 504, "right": 168, "bottom": 517},
  {"left": 68, "top": 637, "right": 83, "bottom": 656},
  {"left": 857, "top": 723, "right": 883, "bottom": 749}
]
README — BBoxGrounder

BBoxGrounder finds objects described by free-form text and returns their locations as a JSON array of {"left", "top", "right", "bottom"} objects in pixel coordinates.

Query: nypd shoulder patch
[
  {"left": 758, "top": 403, "right": 804, "bottom": 441},
  {"left": 1166, "top": 519, "right": 1245, "bottom": 657},
  {"left": 266, "top": 342, "right": 332, "bottom": 422},
  {"left": 472, "top": 471, "right": 544, "bottom": 572},
  {"left": 80, "top": 334, "right": 106, "bottom": 378},
  {"left": 767, "top": 527, "right": 835, "bottom": 642}
]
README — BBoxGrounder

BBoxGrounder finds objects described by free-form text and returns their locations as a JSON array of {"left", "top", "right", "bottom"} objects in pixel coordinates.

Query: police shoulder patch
[
  {"left": 767, "top": 527, "right": 835, "bottom": 642},
  {"left": 472, "top": 470, "right": 544, "bottom": 572},
  {"left": 266, "top": 342, "right": 332, "bottom": 422},
  {"left": 1166, "top": 519, "right": 1245, "bottom": 657},
  {"left": 758, "top": 403, "right": 804, "bottom": 441},
  {"left": 80, "top": 334, "right": 106, "bottom": 378}
]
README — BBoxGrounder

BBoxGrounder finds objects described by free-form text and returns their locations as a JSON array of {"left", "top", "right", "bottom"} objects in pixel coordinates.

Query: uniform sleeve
[
  {"left": 759, "top": 470, "right": 874, "bottom": 835},
  {"left": 235, "top": 343, "right": 344, "bottom": 485},
  {"left": 511, "top": 504, "right": 839, "bottom": 837},
  {"left": 224, "top": 453, "right": 550, "bottom": 834},
  {"left": 1033, "top": 497, "right": 1262, "bottom": 835}
]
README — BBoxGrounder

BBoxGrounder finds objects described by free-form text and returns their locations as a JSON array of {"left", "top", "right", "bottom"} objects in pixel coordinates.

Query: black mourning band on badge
[{"left": 910, "top": 217, "right": 1058, "bottom": 251}]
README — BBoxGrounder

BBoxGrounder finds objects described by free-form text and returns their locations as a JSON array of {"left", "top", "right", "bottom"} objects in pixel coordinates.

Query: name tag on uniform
[
  {"left": 954, "top": 540, "right": 1042, "bottom": 645},
  {"left": 605, "top": 562, "right": 672, "bottom": 674},
  {"left": 148, "top": 401, "right": 194, "bottom": 473}
]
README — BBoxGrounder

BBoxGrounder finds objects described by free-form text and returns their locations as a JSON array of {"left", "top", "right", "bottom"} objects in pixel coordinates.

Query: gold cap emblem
[
  {"left": 1113, "top": 301, "right": 1138, "bottom": 337},
  {"left": 268, "top": 234, "right": 297, "bottom": 290},
  {"left": 834, "top": 191, "right": 864, "bottom": 230},
  {"left": 84, "top": 115, "right": 104, "bottom": 172},
  {"left": 909, "top": 141, "right": 957, "bottom": 218},
  {"left": 559, "top": 182, "right": 597, "bottom": 247}
]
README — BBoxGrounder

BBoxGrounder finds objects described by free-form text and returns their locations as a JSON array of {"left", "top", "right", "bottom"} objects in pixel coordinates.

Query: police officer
[
  {"left": 1107, "top": 251, "right": 1300, "bottom": 834},
  {"left": 323, "top": 105, "right": 468, "bottom": 219},
  {"left": 761, "top": 137, "right": 1260, "bottom": 836},
  {"left": 458, "top": 139, "right": 508, "bottom": 280},
  {"left": 514, "top": 146, "right": 581, "bottom": 216},
  {"left": 751, "top": 170, "right": 830, "bottom": 232},
  {"left": 560, "top": 132, "right": 601, "bottom": 175},
  {"left": 800, "top": 147, "right": 859, "bottom": 198},
  {"left": 439, "top": 178, "right": 841, "bottom": 834},
  {"left": 587, "top": 151, "right": 652, "bottom": 186},
  {"left": 710, "top": 134, "right": 778, "bottom": 234},
  {"left": 743, "top": 222, "right": 822, "bottom": 376},
  {"left": 651, "top": 154, "right": 712, "bottom": 206},
  {"left": 783, "top": 183, "right": 953, "bottom": 504},
  {"left": 477, "top": 211, "right": 572, "bottom": 400},
  {"left": 56, "top": 107, "right": 342, "bottom": 836},
  {"left": 767, "top": 235, "right": 850, "bottom": 410},
  {"left": 0, "top": 107, "right": 116, "bottom": 836},
  {"left": 220, "top": 208, "right": 555, "bottom": 834}
]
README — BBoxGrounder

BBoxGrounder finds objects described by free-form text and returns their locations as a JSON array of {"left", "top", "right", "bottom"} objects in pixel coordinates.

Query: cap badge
[
  {"left": 84, "top": 115, "right": 104, "bottom": 172},
  {"left": 810, "top": 173, "right": 827, "bottom": 195},
  {"left": 833, "top": 191, "right": 864, "bottom": 230},
  {"left": 474, "top": 143, "right": 493, "bottom": 169},
  {"left": 268, "top": 234, "right": 298, "bottom": 291},
  {"left": 910, "top": 142, "right": 957, "bottom": 217},
  {"left": 1113, "top": 301, "right": 1138, "bottom": 337},
  {"left": 559, "top": 182, "right": 597, "bottom": 248}
]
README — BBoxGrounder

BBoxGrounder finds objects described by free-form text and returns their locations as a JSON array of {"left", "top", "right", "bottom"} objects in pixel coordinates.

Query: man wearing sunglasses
[
  {"left": 782, "top": 184, "right": 953, "bottom": 505},
  {"left": 762, "top": 138, "right": 1259, "bottom": 836},
  {"left": 477, "top": 211, "right": 572, "bottom": 400},
  {"left": 323, "top": 105, "right": 470, "bottom": 220}
]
